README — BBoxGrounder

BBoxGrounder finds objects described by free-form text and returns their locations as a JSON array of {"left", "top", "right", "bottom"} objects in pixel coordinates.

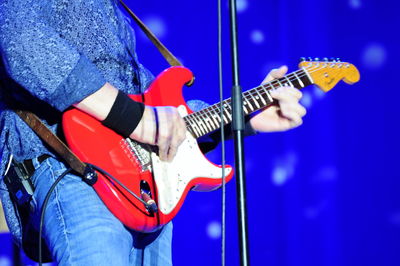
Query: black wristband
[{"left": 102, "top": 90, "right": 145, "bottom": 138}]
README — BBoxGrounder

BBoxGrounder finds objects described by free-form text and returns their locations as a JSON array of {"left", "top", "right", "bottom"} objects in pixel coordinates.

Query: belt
[{"left": 21, "top": 154, "right": 51, "bottom": 178}]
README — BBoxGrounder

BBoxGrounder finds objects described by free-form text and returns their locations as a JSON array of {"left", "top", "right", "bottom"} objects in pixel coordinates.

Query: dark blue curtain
[
  {"left": 130, "top": 1, "right": 399, "bottom": 265},
  {"left": 1, "top": 1, "right": 398, "bottom": 265}
]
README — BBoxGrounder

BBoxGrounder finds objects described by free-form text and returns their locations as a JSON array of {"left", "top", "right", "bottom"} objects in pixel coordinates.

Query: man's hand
[
  {"left": 249, "top": 66, "right": 306, "bottom": 132},
  {"left": 75, "top": 82, "right": 186, "bottom": 162},
  {"left": 130, "top": 106, "right": 187, "bottom": 162}
]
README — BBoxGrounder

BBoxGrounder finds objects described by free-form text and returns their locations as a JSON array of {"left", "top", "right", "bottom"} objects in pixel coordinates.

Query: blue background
[{"left": 1, "top": 0, "right": 399, "bottom": 265}]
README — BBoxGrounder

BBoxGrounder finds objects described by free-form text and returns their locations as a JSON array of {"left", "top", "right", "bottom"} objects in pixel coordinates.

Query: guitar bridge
[{"left": 120, "top": 138, "right": 152, "bottom": 172}]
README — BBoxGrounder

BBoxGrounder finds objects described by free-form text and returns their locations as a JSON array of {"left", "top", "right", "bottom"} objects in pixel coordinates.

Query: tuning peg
[
  {"left": 329, "top": 57, "right": 337, "bottom": 62},
  {"left": 336, "top": 58, "right": 341, "bottom": 62},
  {"left": 308, "top": 57, "right": 313, "bottom": 61},
  {"left": 323, "top": 57, "right": 329, "bottom": 61},
  {"left": 314, "top": 57, "right": 320, "bottom": 61},
  {"left": 300, "top": 57, "right": 306, "bottom": 62}
]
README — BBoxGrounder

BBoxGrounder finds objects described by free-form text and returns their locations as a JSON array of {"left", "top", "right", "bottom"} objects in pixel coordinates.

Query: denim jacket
[{"left": 0, "top": 0, "right": 154, "bottom": 244}]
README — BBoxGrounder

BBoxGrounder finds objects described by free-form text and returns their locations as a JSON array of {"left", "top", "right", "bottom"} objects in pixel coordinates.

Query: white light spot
[
  {"left": 236, "top": 0, "right": 248, "bottom": 13},
  {"left": 207, "top": 221, "right": 221, "bottom": 239},
  {"left": 250, "top": 30, "right": 264, "bottom": 44},
  {"left": 272, "top": 166, "right": 289, "bottom": 186},
  {"left": 0, "top": 256, "right": 11, "bottom": 266},
  {"left": 362, "top": 43, "right": 386, "bottom": 70},
  {"left": 142, "top": 16, "right": 167, "bottom": 39},
  {"left": 300, "top": 91, "right": 313, "bottom": 108},
  {"left": 313, "top": 85, "right": 325, "bottom": 99},
  {"left": 271, "top": 152, "right": 297, "bottom": 186},
  {"left": 349, "top": 0, "right": 362, "bottom": 9}
]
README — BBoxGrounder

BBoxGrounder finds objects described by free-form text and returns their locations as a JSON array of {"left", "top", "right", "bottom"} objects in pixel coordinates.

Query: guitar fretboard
[{"left": 183, "top": 68, "right": 313, "bottom": 138}]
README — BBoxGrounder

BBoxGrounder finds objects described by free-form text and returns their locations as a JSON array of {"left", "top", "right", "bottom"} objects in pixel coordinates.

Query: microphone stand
[{"left": 229, "top": 0, "right": 250, "bottom": 265}]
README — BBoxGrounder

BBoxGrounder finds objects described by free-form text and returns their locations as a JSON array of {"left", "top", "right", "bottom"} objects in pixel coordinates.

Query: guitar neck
[{"left": 183, "top": 68, "right": 313, "bottom": 138}]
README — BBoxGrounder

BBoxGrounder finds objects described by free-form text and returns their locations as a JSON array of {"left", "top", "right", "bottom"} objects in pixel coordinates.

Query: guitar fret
[
  {"left": 223, "top": 102, "right": 231, "bottom": 123},
  {"left": 265, "top": 90, "right": 273, "bottom": 102},
  {"left": 206, "top": 110, "right": 218, "bottom": 130},
  {"left": 293, "top": 71, "right": 304, "bottom": 88},
  {"left": 196, "top": 114, "right": 208, "bottom": 135},
  {"left": 302, "top": 68, "right": 314, "bottom": 84},
  {"left": 185, "top": 121, "right": 196, "bottom": 137},
  {"left": 242, "top": 102, "right": 249, "bottom": 114},
  {"left": 185, "top": 67, "right": 319, "bottom": 139},
  {"left": 188, "top": 117, "right": 201, "bottom": 137},
  {"left": 224, "top": 107, "right": 232, "bottom": 121},
  {"left": 255, "top": 88, "right": 267, "bottom": 105},
  {"left": 204, "top": 112, "right": 215, "bottom": 132},
  {"left": 197, "top": 110, "right": 211, "bottom": 132},
  {"left": 211, "top": 108, "right": 222, "bottom": 125},
  {"left": 284, "top": 76, "right": 294, "bottom": 87},
  {"left": 209, "top": 107, "right": 220, "bottom": 126},
  {"left": 260, "top": 84, "right": 270, "bottom": 95},
  {"left": 261, "top": 83, "right": 275, "bottom": 103},
  {"left": 216, "top": 106, "right": 224, "bottom": 123},
  {"left": 192, "top": 115, "right": 206, "bottom": 136},
  {"left": 208, "top": 108, "right": 220, "bottom": 132},
  {"left": 244, "top": 97, "right": 254, "bottom": 111},
  {"left": 248, "top": 92, "right": 260, "bottom": 109},
  {"left": 276, "top": 79, "right": 283, "bottom": 87}
]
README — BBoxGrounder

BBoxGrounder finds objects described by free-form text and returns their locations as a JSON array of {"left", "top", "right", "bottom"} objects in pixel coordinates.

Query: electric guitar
[{"left": 62, "top": 59, "right": 360, "bottom": 232}]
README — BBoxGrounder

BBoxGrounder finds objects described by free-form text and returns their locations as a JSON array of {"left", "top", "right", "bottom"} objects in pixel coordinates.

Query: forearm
[
  {"left": 75, "top": 84, "right": 186, "bottom": 161},
  {"left": 73, "top": 82, "right": 119, "bottom": 121}
]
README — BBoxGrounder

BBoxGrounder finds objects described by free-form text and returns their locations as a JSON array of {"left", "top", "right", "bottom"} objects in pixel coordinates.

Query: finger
[
  {"left": 156, "top": 109, "right": 173, "bottom": 161},
  {"left": 263, "top": 65, "right": 288, "bottom": 83},
  {"left": 157, "top": 131, "right": 171, "bottom": 161},
  {"left": 167, "top": 145, "right": 178, "bottom": 162},
  {"left": 279, "top": 108, "right": 303, "bottom": 128},
  {"left": 296, "top": 104, "right": 307, "bottom": 117},
  {"left": 279, "top": 99, "right": 307, "bottom": 118},
  {"left": 270, "top": 86, "right": 302, "bottom": 101},
  {"left": 167, "top": 118, "right": 186, "bottom": 161}
]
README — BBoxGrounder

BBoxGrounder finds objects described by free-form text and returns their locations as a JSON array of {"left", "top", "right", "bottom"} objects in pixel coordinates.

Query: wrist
[
  {"left": 130, "top": 106, "right": 154, "bottom": 141},
  {"left": 101, "top": 90, "right": 145, "bottom": 138}
]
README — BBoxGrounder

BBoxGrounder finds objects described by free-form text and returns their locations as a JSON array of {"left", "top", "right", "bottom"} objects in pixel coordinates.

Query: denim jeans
[{"left": 29, "top": 157, "right": 172, "bottom": 266}]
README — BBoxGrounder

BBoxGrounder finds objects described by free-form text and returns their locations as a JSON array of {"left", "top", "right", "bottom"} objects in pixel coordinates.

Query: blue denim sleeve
[{"left": 0, "top": 1, "right": 106, "bottom": 111}]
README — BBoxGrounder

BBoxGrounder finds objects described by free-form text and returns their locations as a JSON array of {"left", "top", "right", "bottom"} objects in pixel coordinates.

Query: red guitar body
[{"left": 63, "top": 66, "right": 233, "bottom": 232}]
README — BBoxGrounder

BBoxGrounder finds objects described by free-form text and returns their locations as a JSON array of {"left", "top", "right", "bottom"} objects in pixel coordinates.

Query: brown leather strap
[
  {"left": 119, "top": 0, "right": 182, "bottom": 67},
  {"left": 15, "top": 110, "right": 87, "bottom": 176}
]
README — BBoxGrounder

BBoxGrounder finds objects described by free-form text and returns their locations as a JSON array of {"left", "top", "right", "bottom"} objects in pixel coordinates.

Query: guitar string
[
  {"left": 184, "top": 65, "right": 318, "bottom": 130},
  {"left": 184, "top": 63, "right": 349, "bottom": 136},
  {"left": 183, "top": 66, "right": 317, "bottom": 136},
  {"left": 183, "top": 66, "right": 316, "bottom": 135},
  {"left": 186, "top": 64, "right": 318, "bottom": 122}
]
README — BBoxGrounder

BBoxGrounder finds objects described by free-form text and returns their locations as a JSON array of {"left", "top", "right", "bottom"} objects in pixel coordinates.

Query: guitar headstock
[{"left": 298, "top": 58, "right": 360, "bottom": 92}]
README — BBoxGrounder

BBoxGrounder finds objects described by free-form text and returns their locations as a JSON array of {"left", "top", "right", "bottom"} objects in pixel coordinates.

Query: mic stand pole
[{"left": 229, "top": 0, "right": 250, "bottom": 265}]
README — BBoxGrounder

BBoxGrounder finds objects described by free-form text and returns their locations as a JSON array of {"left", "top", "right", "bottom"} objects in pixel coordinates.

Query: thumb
[{"left": 262, "top": 65, "right": 288, "bottom": 84}]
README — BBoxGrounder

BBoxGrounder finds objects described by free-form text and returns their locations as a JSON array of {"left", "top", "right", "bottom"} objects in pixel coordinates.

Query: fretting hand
[{"left": 249, "top": 66, "right": 306, "bottom": 132}]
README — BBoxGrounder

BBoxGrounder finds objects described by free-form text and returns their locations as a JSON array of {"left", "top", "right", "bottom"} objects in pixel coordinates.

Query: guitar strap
[
  {"left": 14, "top": 1, "right": 180, "bottom": 179},
  {"left": 14, "top": 110, "right": 88, "bottom": 176},
  {"left": 118, "top": 0, "right": 182, "bottom": 67}
]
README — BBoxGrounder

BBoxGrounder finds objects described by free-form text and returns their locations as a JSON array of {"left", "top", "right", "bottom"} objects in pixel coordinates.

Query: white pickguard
[{"left": 151, "top": 105, "right": 232, "bottom": 215}]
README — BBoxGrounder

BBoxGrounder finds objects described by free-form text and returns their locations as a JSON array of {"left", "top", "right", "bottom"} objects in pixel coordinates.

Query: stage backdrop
[
  {"left": 0, "top": 1, "right": 399, "bottom": 266},
  {"left": 130, "top": 1, "right": 400, "bottom": 266}
]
